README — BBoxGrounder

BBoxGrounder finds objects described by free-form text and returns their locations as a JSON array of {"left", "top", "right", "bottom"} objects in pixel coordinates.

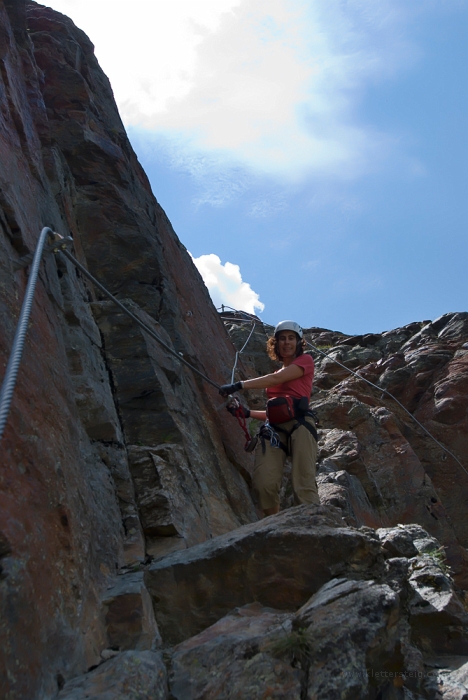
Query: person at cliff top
[{"left": 219, "top": 321, "right": 319, "bottom": 516}]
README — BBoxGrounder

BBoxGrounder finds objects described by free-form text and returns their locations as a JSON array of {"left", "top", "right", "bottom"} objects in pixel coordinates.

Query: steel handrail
[{"left": 0, "top": 227, "right": 54, "bottom": 439}]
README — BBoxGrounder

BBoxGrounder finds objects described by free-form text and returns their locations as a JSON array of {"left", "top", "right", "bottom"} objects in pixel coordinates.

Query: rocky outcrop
[
  {"left": 57, "top": 651, "right": 168, "bottom": 700},
  {"left": 1, "top": 2, "right": 467, "bottom": 699},
  {"left": 228, "top": 313, "right": 468, "bottom": 589},
  {"left": 144, "top": 505, "right": 384, "bottom": 644},
  {"left": 59, "top": 511, "right": 468, "bottom": 700}
]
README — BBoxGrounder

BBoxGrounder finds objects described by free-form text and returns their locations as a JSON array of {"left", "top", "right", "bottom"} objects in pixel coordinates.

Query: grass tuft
[
  {"left": 425, "top": 546, "right": 452, "bottom": 577},
  {"left": 268, "top": 628, "right": 312, "bottom": 668}
]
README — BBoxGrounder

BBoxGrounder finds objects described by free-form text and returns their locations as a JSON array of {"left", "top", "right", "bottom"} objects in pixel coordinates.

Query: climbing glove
[
  {"left": 227, "top": 403, "right": 250, "bottom": 418},
  {"left": 219, "top": 381, "right": 243, "bottom": 397}
]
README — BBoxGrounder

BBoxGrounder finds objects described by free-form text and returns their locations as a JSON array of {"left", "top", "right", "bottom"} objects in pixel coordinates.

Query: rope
[
  {"left": 0, "top": 227, "right": 54, "bottom": 439},
  {"left": 224, "top": 319, "right": 257, "bottom": 444},
  {"left": 59, "top": 248, "right": 221, "bottom": 391},
  {"left": 230, "top": 321, "right": 256, "bottom": 383},
  {"left": 228, "top": 397, "right": 252, "bottom": 448}
]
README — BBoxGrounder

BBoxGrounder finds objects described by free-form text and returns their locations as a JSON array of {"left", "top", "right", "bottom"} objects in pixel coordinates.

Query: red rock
[
  {"left": 169, "top": 603, "right": 301, "bottom": 700},
  {"left": 0, "top": 2, "right": 256, "bottom": 695}
]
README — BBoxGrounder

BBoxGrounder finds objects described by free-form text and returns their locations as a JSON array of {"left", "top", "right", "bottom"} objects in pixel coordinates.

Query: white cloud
[
  {"left": 45, "top": 0, "right": 461, "bottom": 194},
  {"left": 43, "top": 0, "right": 427, "bottom": 181},
  {"left": 190, "top": 253, "right": 265, "bottom": 314}
]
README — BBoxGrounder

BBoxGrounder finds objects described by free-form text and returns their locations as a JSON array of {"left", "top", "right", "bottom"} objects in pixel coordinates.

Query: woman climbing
[{"left": 219, "top": 321, "right": 319, "bottom": 516}]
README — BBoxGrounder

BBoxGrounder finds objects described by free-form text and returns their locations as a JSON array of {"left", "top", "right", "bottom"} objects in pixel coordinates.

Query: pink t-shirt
[{"left": 266, "top": 354, "right": 314, "bottom": 400}]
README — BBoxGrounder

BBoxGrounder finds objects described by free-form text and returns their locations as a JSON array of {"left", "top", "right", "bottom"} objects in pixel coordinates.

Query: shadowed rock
[
  {"left": 169, "top": 603, "right": 301, "bottom": 700},
  {"left": 57, "top": 650, "right": 168, "bottom": 700},
  {"left": 101, "top": 572, "right": 161, "bottom": 653},
  {"left": 144, "top": 505, "right": 385, "bottom": 644},
  {"left": 294, "top": 578, "right": 403, "bottom": 699}
]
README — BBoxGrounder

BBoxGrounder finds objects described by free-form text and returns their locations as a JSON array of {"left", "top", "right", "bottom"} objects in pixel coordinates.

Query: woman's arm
[
  {"left": 242, "top": 363, "right": 303, "bottom": 390},
  {"left": 250, "top": 409, "right": 267, "bottom": 420}
]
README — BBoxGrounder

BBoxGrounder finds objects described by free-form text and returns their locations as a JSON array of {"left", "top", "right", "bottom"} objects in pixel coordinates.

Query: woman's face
[{"left": 276, "top": 331, "right": 298, "bottom": 359}]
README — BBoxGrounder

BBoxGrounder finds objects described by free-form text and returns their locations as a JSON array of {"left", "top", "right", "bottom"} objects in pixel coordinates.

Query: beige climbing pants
[{"left": 252, "top": 417, "right": 319, "bottom": 510}]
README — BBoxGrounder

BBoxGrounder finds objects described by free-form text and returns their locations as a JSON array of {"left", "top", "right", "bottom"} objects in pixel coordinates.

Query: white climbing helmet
[{"left": 274, "top": 320, "right": 303, "bottom": 339}]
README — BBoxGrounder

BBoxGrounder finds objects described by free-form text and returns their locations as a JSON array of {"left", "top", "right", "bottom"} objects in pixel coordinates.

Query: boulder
[
  {"left": 311, "top": 394, "right": 468, "bottom": 588},
  {"left": 294, "top": 578, "right": 403, "bottom": 699},
  {"left": 317, "top": 470, "right": 380, "bottom": 528},
  {"left": 144, "top": 505, "right": 385, "bottom": 644},
  {"left": 408, "top": 555, "right": 468, "bottom": 656},
  {"left": 101, "top": 572, "right": 161, "bottom": 652},
  {"left": 57, "top": 650, "right": 168, "bottom": 700},
  {"left": 377, "top": 525, "right": 425, "bottom": 559},
  {"left": 167, "top": 575, "right": 425, "bottom": 700},
  {"left": 127, "top": 445, "right": 209, "bottom": 557},
  {"left": 434, "top": 660, "right": 468, "bottom": 700},
  {"left": 169, "top": 603, "right": 301, "bottom": 700}
]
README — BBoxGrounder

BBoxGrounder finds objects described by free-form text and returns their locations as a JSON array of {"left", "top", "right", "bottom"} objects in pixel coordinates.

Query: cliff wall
[{"left": 0, "top": 2, "right": 256, "bottom": 697}]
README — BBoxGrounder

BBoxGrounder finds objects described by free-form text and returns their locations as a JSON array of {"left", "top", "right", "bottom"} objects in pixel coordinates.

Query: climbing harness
[
  {"left": 258, "top": 421, "right": 281, "bottom": 453},
  {"left": 266, "top": 397, "right": 318, "bottom": 454}
]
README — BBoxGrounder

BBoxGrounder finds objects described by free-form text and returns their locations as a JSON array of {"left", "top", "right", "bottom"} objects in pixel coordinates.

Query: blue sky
[{"left": 45, "top": 0, "right": 467, "bottom": 334}]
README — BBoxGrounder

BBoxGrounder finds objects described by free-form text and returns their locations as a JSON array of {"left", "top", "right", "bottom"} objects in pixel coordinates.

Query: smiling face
[{"left": 276, "top": 331, "right": 298, "bottom": 360}]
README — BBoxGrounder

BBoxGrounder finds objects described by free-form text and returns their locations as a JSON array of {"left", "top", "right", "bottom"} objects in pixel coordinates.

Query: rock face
[
  {"left": 0, "top": 2, "right": 467, "bottom": 699},
  {"left": 57, "top": 651, "right": 168, "bottom": 700},
  {"left": 228, "top": 313, "right": 468, "bottom": 589},
  {"left": 157, "top": 511, "right": 468, "bottom": 700},
  {"left": 0, "top": 2, "right": 255, "bottom": 697}
]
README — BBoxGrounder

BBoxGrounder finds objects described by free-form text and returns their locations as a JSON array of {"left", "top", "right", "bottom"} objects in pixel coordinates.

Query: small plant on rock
[
  {"left": 425, "top": 546, "right": 452, "bottom": 577},
  {"left": 269, "top": 627, "right": 312, "bottom": 668}
]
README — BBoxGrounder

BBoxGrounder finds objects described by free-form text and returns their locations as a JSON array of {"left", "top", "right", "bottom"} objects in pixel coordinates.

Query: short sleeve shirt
[{"left": 266, "top": 354, "right": 314, "bottom": 400}]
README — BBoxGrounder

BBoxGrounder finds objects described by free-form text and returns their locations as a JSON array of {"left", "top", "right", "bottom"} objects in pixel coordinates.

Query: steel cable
[
  {"left": 0, "top": 227, "right": 53, "bottom": 439},
  {"left": 59, "top": 249, "right": 221, "bottom": 391},
  {"left": 304, "top": 339, "right": 468, "bottom": 476},
  {"left": 230, "top": 321, "right": 256, "bottom": 383}
]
